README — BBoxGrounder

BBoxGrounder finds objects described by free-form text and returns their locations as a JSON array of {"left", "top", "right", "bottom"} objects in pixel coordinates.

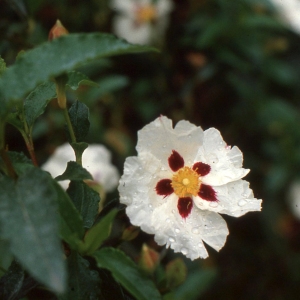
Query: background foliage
[{"left": 1, "top": 0, "right": 300, "bottom": 299}]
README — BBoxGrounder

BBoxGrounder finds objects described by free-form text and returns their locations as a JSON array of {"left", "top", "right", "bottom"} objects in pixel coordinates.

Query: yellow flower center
[
  {"left": 171, "top": 166, "right": 200, "bottom": 198},
  {"left": 136, "top": 5, "right": 157, "bottom": 23}
]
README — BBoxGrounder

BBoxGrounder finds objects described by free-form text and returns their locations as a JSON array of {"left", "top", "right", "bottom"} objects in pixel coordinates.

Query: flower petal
[
  {"left": 196, "top": 128, "right": 249, "bottom": 185},
  {"left": 137, "top": 116, "right": 204, "bottom": 169},
  {"left": 151, "top": 200, "right": 209, "bottom": 260},
  {"left": 112, "top": 16, "right": 152, "bottom": 45},
  {"left": 199, "top": 210, "right": 229, "bottom": 251},
  {"left": 194, "top": 179, "right": 262, "bottom": 217}
]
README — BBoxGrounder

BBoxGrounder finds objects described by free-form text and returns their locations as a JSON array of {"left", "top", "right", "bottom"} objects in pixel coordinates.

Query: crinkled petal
[
  {"left": 137, "top": 116, "right": 204, "bottom": 169},
  {"left": 119, "top": 155, "right": 173, "bottom": 233},
  {"left": 199, "top": 210, "right": 229, "bottom": 251},
  {"left": 194, "top": 179, "right": 262, "bottom": 217},
  {"left": 151, "top": 199, "right": 210, "bottom": 260},
  {"left": 196, "top": 128, "right": 249, "bottom": 185},
  {"left": 112, "top": 15, "right": 152, "bottom": 44}
]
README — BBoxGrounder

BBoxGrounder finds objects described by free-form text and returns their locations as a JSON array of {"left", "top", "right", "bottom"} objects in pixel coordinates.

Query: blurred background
[{"left": 1, "top": 0, "right": 300, "bottom": 298}]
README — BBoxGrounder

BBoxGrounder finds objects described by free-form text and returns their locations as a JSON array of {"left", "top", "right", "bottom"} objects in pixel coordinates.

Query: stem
[
  {"left": 0, "top": 148, "right": 17, "bottom": 180},
  {"left": 20, "top": 131, "right": 38, "bottom": 167},
  {"left": 63, "top": 108, "right": 76, "bottom": 144}
]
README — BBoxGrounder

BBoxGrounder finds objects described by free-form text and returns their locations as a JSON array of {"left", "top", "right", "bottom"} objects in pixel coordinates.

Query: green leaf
[
  {"left": 93, "top": 248, "right": 162, "bottom": 300},
  {"left": 79, "top": 209, "right": 118, "bottom": 256},
  {"left": 66, "top": 71, "right": 99, "bottom": 90},
  {"left": 24, "top": 81, "right": 56, "bottom": 128},
  {"left": 0, "top": 33, "right": 158, "bottom": 116},
  {"left": 0, "top": 260, "right": 24, "bottom": 300},
  {"left": 55, "top": 161, "right": 92, "bottom": 181},
  {"left": 5, "top": 112, "right": 24, "bottom": 132},
  {"left": 67, "top": 101, "right": 90, "bottom": 142},
  {"left": 0, "top": 56, "right": 6, "bottom": 77},
  {"left": 164, "top": 269, "right": 216, "bottom": 300},
  {"left": 0, "top": 169, "right": 66, "bottom": 293},
  {"left": 52, "top": 181, "right": 84, "bottom": 249},
  {"left": 6, "top": 151, "right": 34, "bottom": 175},
  {"left": 67, "top": 181, "right": 100, "bottom": 229},
  {"left": 58, "top": 251, "right": 101, "bottom": 300}
]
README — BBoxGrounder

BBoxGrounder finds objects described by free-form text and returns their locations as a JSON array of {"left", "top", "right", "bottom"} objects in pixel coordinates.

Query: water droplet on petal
[
  {"left": 198, "top": 243, "right": 203, "bottom": 248},
  {"left": 188, "top": 134, "right": 192, "bottom": 139},
  {"left": 175, "top": 228, "right": 180, "bottom": 233},
  {"left": 238, "top": 199, "right": 247, "bottom": 206},
  {"left": 181, "top": 248, "right": 188, "bottom": 255},
  {"left": 166, "top": 218, "right": 171, "bottom": 223},
  {"left": 172, "top": 209, "right": 176, "bottom": 214},
  {"left": 192, "top": 228, "right": 199, "bottom": 234},
  {"left": 148, "top": 204, "right": 153, "bottom": 209},
  {"left": 209, "top": 202, "right": 218, "bottom": 208},
  {"left": 169, "top": 237, "right": 175, "bottom": 243}
]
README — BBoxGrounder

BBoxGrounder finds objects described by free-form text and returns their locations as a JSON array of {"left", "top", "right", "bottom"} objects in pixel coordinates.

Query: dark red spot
[
  {"left": 177, "top": 197, "right": 193, "bottom": 218},
  {"left": 168, "top": 150, "right": 184, "bottom": 172},
  {"left": 193, "top": 162, "right": 211, "bottom": 176},
  {"left": 155, "top": 179, "right": 173, "bottom": 197},
  {"left": 198, "top": 184, "right": 217, "bottom": 201}
]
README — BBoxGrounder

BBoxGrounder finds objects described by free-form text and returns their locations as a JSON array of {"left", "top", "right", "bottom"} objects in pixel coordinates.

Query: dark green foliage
[
  {"left": 0, "top": 169, "right": 66, "bottom": 293},
  {"left": 58, "top": 252, "right": 101, "bottom": 300},
  {"left": 93, "top": 248, "right": 162, "bottom": 300},
  {"left": 67, "top": 181, "right": 100, "bottom": 229},
  {"left": 56, "top": 161, "right": 92, "bottom": 181},
  {"left": 67, "top": 101, "right": 90, "bottom": 142}
]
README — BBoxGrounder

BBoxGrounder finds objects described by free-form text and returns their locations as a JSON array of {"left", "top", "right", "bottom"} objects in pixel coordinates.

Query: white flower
[
  {"left": 118, "top": 116, "right": 262, "bottom": 260},
  {"left": 288, "top": 180, "right": 300, "bottom": 219},
  {"left": 111, "top": 0, "right": 173, "bottom": 45},
  {"left": 272, "top": 0, "right": 300, "bottom": 34},
  {"left": 42, "top": 143, "right": 119, "bottom": 192}
]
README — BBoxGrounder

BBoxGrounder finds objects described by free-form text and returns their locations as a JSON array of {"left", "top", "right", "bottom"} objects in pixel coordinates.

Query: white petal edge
[{"left": 194, "top": 179, "right": 262, "bottom": 217}]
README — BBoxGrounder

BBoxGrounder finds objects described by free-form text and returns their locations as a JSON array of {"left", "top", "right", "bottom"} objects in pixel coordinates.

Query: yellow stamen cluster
[
  {"left": 171, "top": 167, "right": 200, "bottom": 198},
  {"left": 136, "top": 5, "right": 157, "bottom": 23}
]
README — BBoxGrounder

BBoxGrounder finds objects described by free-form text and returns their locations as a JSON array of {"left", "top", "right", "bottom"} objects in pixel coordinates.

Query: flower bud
[
  {"left": 48, "top": 20, "right": 68, "bottom": 41},
  {"left": 139, "top": 244, "right": 160, "bottom": 274}
]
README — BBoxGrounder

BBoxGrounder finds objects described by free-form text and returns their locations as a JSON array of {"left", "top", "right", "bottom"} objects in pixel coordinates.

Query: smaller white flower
[
  {"left": 118, "top": 116, "right": 262, "bottom": 260},
  {"left": 271, "top": 0, "right": 300, "bottom": 34},
  {"left": 42, "top": 143, "right": 119, "bottom": 192},
  {"left": 288, "top": 180, "right": 300, "bottom": 219},
  {"left": 111, "top": 0, "right": 173, "bottom": 45}
]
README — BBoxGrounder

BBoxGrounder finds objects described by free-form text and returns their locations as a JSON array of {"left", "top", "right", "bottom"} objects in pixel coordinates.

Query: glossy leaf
[
  {"left": 52, "top": 181, "right": 84, "bottom": 249},
  {"left": 55, "top": 161, "right": 92, "bottom": 181},
  {"left": 59, "top": 252, "right": 101, "bottom": 300},
  {"left": 79, "top": 209, "right": 118, "bottom": 256},
  {"left": 66, "top": 71, "right": 99, "bottom": 90},
  {"left": 0, "top": 33, "right": 158, "bottom": 116},
  {"left": 24, "top": 81, "right": 56, "bottom": 128},
  {"left": 93, "top": 247, "right": 162, "bottom": 300},
  {"left": 0, "top": 261, "right": 24, "bottom": 300},
  {"left": 67, "top": 101, "right": 90, "bottom": 142},
  {"left": 0, "top": 169, "right": 66, "bottom": 293},
  {"left": 67, "top": 181, "right": 100, "bottom": 229}
]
